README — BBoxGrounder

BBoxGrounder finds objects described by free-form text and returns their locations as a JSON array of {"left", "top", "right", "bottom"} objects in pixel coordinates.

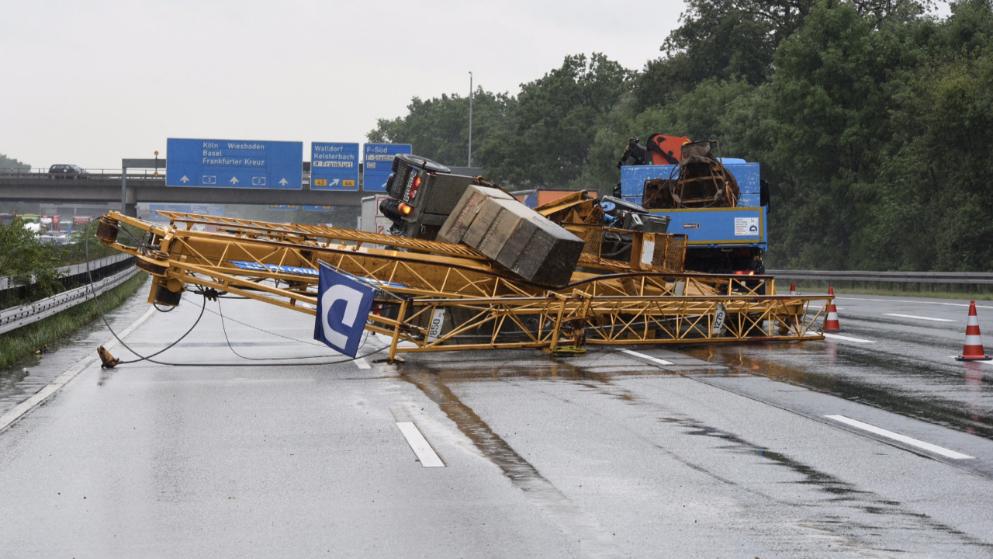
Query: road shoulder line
[
  {"left": 0, "top": 306, "right": 156, "bottom": 434},
  {"left": 620, "top": 349, "right": 674, "bottom": 366},
  {"left": 822, "top": 333, "right": 874, "bottom": 344},
  {"left": 884, "top": 313, "right": 953, "bottom": 323},
  {"left": 824, "top": 414, "right": 974, "bottom": 460}
]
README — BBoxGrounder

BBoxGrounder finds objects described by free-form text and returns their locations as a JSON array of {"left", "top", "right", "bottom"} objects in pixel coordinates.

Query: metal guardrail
[
  {"left": 0, "top": 254, "right": 133, "bottom": 292},
  {"left": 0, "top": 169, "right": 162, "bottom": 180},
  {"left": 768, "top": 269, "right": 993, "bottom": 286},
  {"left": 0, "top": 266, "right": 139, "bottom": 335}
]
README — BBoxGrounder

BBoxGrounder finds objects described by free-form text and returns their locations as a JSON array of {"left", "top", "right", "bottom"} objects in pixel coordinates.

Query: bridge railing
[
  {"left": 0, "top": 254, "right": 134, "bottom": 292},
  {"left": 0, "top": 169, "right": 163, "bottom": 180}
]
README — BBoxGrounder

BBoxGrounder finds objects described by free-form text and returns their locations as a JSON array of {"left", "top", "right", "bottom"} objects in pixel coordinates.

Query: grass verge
[{"left": 0, "top": 271, "right": 147, "bottom": 370}]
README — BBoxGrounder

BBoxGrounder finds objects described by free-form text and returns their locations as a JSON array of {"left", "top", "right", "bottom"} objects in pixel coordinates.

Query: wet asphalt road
[{"left": 1, "top": 290, "right": 993, "bottom": 557}]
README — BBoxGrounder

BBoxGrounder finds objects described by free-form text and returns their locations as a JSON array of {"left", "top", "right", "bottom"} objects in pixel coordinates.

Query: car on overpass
[{"left": 48, "top": 164, "right": 87, "bottom": 179}]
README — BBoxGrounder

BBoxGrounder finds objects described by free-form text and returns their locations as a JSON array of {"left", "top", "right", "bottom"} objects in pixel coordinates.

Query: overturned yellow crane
[{"left": 96, "top": 209, "right": 826, "bottom": 362}]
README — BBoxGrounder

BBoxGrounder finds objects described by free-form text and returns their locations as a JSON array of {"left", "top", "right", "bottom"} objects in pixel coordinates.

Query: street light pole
[{"left": 468, "top": 71, "right": 473, "bottom": 168}]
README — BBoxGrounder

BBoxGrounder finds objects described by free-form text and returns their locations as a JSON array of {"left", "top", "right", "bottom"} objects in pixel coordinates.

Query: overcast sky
[{"left": 0, "top": 0, "right": 685, "bottom": 168}]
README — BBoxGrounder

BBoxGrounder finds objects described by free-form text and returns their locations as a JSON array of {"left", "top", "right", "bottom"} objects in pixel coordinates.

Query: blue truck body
[
  {"left": 620, "top": 160, "right": 767, "bottom": 273},
  {"left": 620, "top": 160, "right": 766, "bottom": 251}
]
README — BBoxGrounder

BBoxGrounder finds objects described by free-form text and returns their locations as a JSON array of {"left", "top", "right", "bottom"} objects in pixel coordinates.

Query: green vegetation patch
[
  {"left": 0, "top": 272, "right": 147, "bottom": 371},
  {"left": 369, "top": 0, "right": 993, "bottom": 272}
]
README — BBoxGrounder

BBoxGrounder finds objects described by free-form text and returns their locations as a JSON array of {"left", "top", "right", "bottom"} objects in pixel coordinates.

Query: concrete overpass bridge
[{"left": 0, "top": 158, "right": 367, "bottom": 215}]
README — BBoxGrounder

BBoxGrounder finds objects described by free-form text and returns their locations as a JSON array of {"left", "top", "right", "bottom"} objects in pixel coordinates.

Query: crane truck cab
[{"left": 378, "top": 153, "right": 478, "bottom": 239}]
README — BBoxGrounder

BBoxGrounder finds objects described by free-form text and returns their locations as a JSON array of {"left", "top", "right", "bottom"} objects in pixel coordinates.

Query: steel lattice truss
[{"left": 98, "top": 211, "right": 827, "bottom": 361}]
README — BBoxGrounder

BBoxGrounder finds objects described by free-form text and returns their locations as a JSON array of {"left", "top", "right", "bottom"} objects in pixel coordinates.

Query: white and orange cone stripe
[
  {"left": 823, "top": 286, "right": 841, "bottom": 332},
  {"left": 957, "top": 300, "right": 991, "bottom": 361}
]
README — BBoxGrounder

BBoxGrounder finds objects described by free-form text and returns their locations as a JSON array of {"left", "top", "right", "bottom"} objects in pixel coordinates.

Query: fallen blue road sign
[
  {"left": 362, "top": 143, "right": 412, "bottom": 192},
  {"left": 311, "top": 142, "right": 359, "bottom": 190},
  {"left": 229, "top": 260, "right": 318, "bottom": 277},
  {"left": 314, "top": 263, "right": 375, "bottom": 357},
  {"left": 166, "top": 138, "right": 303, "bottom": 189}
]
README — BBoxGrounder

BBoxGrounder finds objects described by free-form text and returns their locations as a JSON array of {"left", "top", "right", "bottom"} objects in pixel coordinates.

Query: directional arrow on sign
[
  {"left": 229, "top": 176, "right": 239, "bottom": 185},
  {"left": 180, "top": 175, "right": 190, "bottom": 184},
  {"left": 279, "top": 177, "right": 288, "bottom": 186}
]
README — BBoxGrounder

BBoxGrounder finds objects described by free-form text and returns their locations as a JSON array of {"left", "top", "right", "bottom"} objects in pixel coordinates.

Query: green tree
[
  {"left": 0, "top": 218, "right": 60, "bottom": 296},
  {"left": 633, "top": 0, "right": 930, "bottom": 111},
  {"left": 865, "top": 0, "right": 993, "bottom": 270},
  {"left": 0, "top": 153, "right": 30, "bottom": 172},
  {"left": 368, "top": 90, "right": 513, "bottom": 168},
  {"left": 478, "top": 53, "right": 632, "bottom": 187},
  {"left": 577, "top": 79, "right": 758, "bottom": 193},
  {"left": 749, "top": 0, "right": 917, "bottom": 267},
  {"left": 369, "top": 0, "right": 993, "bottom": 272}
]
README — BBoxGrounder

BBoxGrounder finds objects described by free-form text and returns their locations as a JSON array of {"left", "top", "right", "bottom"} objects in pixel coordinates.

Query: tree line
[
  {"left": 369, "top": 0, "right": 993, "bottom": 271},
  {"left": 0, "top": 153, "right": 29, "bottom": 172}
]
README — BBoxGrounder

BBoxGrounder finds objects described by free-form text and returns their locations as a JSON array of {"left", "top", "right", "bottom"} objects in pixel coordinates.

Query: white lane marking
[
  {"left": 396, "top": 421, "right": 445, "bottom": 467},
  {"left": 353, "top": 357, "right": 371, "bottom": 370},
  {"left": 620, "top": 349, "right": 674, "bottom": 366},
  {"left": 884, "top": 313, "right": 954, "bottom": 323},
  {"left": 0, "top": 305, "right": 157, "bottom": 434},
  {"left": 824, "top": 415, "right": 974, "bottom": 460},
  {"left": 822, "top": 333, "right": 875, "bottom": 344}
]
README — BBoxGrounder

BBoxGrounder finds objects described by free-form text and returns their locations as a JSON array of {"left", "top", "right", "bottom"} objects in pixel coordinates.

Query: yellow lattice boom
[{"left": 97, "top": 211, "right": 826, "bottom": 361}]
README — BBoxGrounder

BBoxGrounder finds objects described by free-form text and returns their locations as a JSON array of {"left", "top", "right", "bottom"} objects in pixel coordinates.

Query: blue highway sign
[
  {"left": 314, "top": 263, "right": 375, "bottom": 357},
  {"left": 166, "top": 138, "right": 303, "bottom": 189},
  {"left": 311, "top": 142, "right": 359, "bottom": 191},
  {"left": 362, "top": 143, "right": 412, "bottom": 192}
]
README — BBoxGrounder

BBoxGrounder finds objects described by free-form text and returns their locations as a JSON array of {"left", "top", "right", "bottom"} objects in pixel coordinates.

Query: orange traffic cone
[
  {"left": 788, "top": 282, "right": 797, "bottom": 296},
  {"left": 957, "top": 301, "right": 991, "bottom": 361},
  {"left": 823, "top": 286, "right": 841, "bottom": 332}
]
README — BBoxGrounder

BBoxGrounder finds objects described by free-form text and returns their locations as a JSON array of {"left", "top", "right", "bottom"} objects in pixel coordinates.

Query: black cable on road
[{"left": 84, "top": 232, "right": 388, "bottom": 368}]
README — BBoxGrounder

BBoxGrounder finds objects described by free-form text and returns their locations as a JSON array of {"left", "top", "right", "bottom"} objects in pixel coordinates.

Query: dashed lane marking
[
  {"left": 620, "top": 349, "right": 674, "bottom": 366},
  {"left": 396, "top": 421, "right": 445, "bottom": 468},
  {"left": 822, "top": 333, "right": 875, "bottom": 344},
  {"left": 825, "top": 414, "right": 974, "bottom": 460},
  {"left": 884, "top": 313, "right": 954, "bottom": 323}
]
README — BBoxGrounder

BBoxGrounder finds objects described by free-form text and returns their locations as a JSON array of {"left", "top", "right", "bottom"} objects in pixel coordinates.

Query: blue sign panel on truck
[
  {"left": 166, "top": 138, "right": 303, "bottom": 189},
  {"left": 662, "top": 207, "right": 766, "bottom": 246},
  {"left": 362, "top": 143, "right": 412, "bottom": 192},
  {"left": 311, "top": 142, "right": 359, "bottom": 191}
]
